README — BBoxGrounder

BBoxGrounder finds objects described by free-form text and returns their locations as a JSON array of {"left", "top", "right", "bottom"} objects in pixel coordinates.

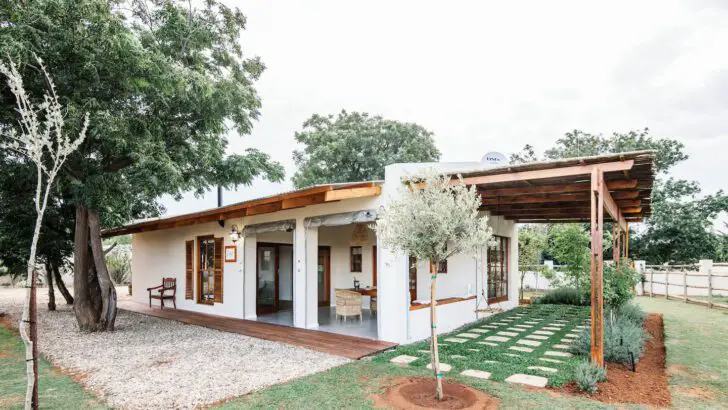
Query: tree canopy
[{"left": 291, "top": 110, "right": 441, "bottom": 188}]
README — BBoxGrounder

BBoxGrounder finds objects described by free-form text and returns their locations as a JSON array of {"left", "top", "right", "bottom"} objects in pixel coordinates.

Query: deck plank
[{"left": 117, "top": 301, "right": 397, "bottom": 360}]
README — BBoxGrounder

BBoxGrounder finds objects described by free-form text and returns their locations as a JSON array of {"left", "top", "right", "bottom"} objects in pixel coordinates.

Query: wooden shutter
[
  {"left": 214, "top": 237, "right": 224, "bottom": 303},
  {"left": 185, "top": 240, "right": 194, "bottom": 300}
]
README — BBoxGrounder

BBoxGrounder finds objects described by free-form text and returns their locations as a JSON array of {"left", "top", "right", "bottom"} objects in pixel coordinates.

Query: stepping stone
[
  {"left": 426, "top": 363, "right": 452, "bottom": 372},
  {"left": 491, "top": 322, "right": 508, "bottom": 325},
  {"left": 542, "top": 327, "right": 561, "bottom": 331},
  {"left": 526, "top": 335, "right": 548, "bottom": 340},
  {"left": 390, "top": 355, "right": 419, "bottom": 364},
  {"left": 509, "top": 346, "right": 534, "bottom": 353},
  {"left": 525, "top": 321, "right": 539, "bottom": 324},
  {"left": 517, "top": 339, "right": 541, "bottom": 347},
  {"left": 471, "top": 329, "right": 489, "bottom": 334},
  {"left": 503, "top": 353, "right": 521, "bottom": 358},
  {"left": 481, "top": 360, "right": 499, "bottom": 364},
  {"left": 457, "top": 333, "right": 480, "bottom": 339},
  {"left": 444, "top": 338, "right": 468, "bottom": 343},
  {"left": 534, "top": 330, "right": 554, "bottom": 335},
  {"left": 481, "top": 325, "right": 498, "bottom": 329},
  {"left": 547, "top": 323, "right": 565, "bottom": 327},
  {"left": 539, "top": 358, "right": 564, "bottom": 364},
  {"left": 528, "top": 366, "right": 558, "bottom": 373},
  {"left": 552, "top": 344, "right": 571, "bottom": 350},
  {"left": 461, "top": 369, "right": 492, "bottom": 379},
  {"left": 544, "top": 351, "right": 573, "bottom": 358},
  {"left": 576, "top": 325, "right": 588, "bottom": 329},
  {"left": 513, "top": 324, "right": 532, "bottom": 329},
  {"left": 560, "top": 339, "right": 576, "bottom": 344},
  {"left": 505, "top": 328, "right": 524, "bottom": 332},
  {"left": 505, "top": 374, "right": 548, "bottom": 388},
  {"left": 467, "top": 349, "right": 480, "bottom": 352},
  {"left": 417, "top": 350, "right": 431, "bottom": 354},
  {"left": 565, "top": 333, "right": 580, "bottom": 338},
  {"left": 497, "top": 331, "right": 519, "bottom": 337},
  {"left": 554, "top": 319, "right": 569, "bottom": 323},
  {"left": 451, "top": 355, "right": 466, "bottom": 359},
  {"left": 476, "top": 341, "right": 499, "bottom": 347},
  {"left": 485, "top": 336, "right": 510, "bottom": 342}
]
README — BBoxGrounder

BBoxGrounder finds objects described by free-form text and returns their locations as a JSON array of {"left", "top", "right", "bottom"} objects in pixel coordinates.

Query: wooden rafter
[
  {"left": 460, "top": 159, "right": 634, "bottom": 186},
  {"left": 479, "top": 179, "right": 638, "bottom": 197}
]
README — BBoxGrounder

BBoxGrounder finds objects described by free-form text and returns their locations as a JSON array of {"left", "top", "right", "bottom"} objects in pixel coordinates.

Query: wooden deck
[{"left": 117, "top": 301, "right": 397, "bottom": 360}]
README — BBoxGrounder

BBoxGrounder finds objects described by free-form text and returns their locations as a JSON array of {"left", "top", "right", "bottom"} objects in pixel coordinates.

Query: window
[
  {"left": 437, "top": 259, "right": 447, "bottom": 274},
  {"left": 350, "top": 246, "right": 362, "bottom": 272},
  {"left": 198, "top": 236, "right": 216, "bottom": 304},
  {"left": 408, "top": 255, "right": 417, "bottom": 302},
  {"left": 487, "top": 236, "right": 509, "bottom": 303}
]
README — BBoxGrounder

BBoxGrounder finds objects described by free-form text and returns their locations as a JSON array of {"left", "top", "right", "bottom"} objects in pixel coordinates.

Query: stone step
[
  {"left": 505, "top": 373, "right": 548, "bottom": 388},
  {"left": 460, "top": 369, "right": 492, "bottom": 379}
]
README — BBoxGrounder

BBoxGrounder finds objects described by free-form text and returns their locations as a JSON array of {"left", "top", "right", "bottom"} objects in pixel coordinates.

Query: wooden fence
[{"left": 642, "top": 261, "right": 728, "bottom": 310}]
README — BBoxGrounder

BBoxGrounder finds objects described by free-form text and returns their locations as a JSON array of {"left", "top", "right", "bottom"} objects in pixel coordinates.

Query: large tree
[
  {"left": 0, "top": 0, "right": 284, "bottom": 331},
  {"left": 510, "top": 128, "right": 727, "bottom": 264},
  {"left": 292, "top": 110, "right": 441, "bottom": 188}
]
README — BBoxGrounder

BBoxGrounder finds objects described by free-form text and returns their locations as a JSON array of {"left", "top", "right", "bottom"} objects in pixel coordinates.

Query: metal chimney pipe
[{"left": 217, "top": 186, "right": 224, "bottom": 227}]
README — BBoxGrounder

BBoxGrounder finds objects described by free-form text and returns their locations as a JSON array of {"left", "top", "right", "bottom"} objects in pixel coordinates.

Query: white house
[{"left": 103, "top": 151, "right": 655, "bottom": 345}]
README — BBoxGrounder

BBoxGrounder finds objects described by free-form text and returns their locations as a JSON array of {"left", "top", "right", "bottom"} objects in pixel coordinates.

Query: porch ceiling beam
[
  {"left": 324, "top": 186, "right": 382, "bottom": 202},
  {"left": 599, "top": 175, "right": 628, "bottom": 232},
  {"left": 479, "top": 179, "right": 638, "bottom": 197},
  {"left": 482, "top": 190, "right": 639, "bottom": 206},
  {"left": 482, "top": 199, "right": 641, "bottom": 211},
  {"left": 512, "top": 217, "right": 643, "bottom": 223},
  {"left": 460, "top": 159, "right": 634, "bottom": 186},
  {"left": 282, "top": 192, "right": 327, "bottom": 210}
]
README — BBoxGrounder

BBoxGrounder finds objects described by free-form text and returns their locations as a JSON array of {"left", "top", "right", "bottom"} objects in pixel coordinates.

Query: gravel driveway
[{"left": 0, "top": 287, "right": 349, "bottom": 409}]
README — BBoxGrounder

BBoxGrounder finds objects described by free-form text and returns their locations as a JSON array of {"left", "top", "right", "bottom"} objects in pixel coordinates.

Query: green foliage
[
  {"left": 574, "top": 361, "right": 607, "bottom": 394},
  {"left": 547, "top": 224, "right": 590, "bottom": 298},
  {"left": 534, "top": 287, "right": 590, "bottom": 306},
  {"left": 518, "top": 225, "right": 548, "bottom": 299},
  {"left": 603, "top": 262, "right": 640, "bottom": 308},
  {"left": 106, "top": 251, "right": 131, "bottom": 285},
  {"left": 0, "top": 0, "right": 284, "bottom": 236},
  {"left": 574, "top": 305, "right": 646, "bottom": 364},
  {"left": 615, "top": 302, "right": 647, "bottom": 325},
  {"left": 291, "top": 110, "right": 440, "bottom": 188}
]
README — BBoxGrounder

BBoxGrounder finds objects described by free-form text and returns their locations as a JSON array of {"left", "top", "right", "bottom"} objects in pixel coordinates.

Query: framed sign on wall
[{"left": 224, "top": 245, "right": 237, "bottom": 262}]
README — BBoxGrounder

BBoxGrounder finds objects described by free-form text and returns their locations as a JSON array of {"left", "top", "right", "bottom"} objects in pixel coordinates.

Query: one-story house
[{"left": 103, "top": 151, "right": 654, "bottom": 345}]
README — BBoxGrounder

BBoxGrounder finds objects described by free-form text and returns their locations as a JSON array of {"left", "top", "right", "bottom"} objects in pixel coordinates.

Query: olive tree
[{"left": 374, "top": 169, "right": 492, "bottom": 400}]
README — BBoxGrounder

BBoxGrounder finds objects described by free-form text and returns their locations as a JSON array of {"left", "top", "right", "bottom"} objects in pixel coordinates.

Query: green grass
[
  {"left": 636, "top": 297, "right": 728, "bottom": 409},
  {"left": 0, "top": 323, "right": 105, "bottom": 410},
  {"left": 373, "top": 304, "right": 590, "bottom": 386}
]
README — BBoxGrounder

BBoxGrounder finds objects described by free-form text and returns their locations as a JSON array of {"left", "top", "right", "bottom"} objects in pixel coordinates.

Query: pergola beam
[
  {"left": 482, "top": 199, "right": 642, "bottom": 211},
  {"left": 482, "top": 190, "right": 639, "bottom": 206},
  {"left": 480, "top": 179, "right": 638, "bottom": 197},
  {"left": 460, "top": 159, "right": 634, "bottom": 186}
]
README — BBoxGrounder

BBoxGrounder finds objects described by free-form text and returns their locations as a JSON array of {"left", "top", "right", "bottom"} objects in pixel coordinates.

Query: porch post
[
  {"left": 590, "top": 168, "right": 605, "bottom": 367},
  {"left": 243, "top": 235, "right": 257, "bottom": 320},
  {"left": 293, "top": 218, "right": 307, "bottom": 328},
  {"left": 305, "top": 226, "right": 319, "bottom": 328},
  {"left": 377, "top": 241, "right": 409, "bottom": 343}
]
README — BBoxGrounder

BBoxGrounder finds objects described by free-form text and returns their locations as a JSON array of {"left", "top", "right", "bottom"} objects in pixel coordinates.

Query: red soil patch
[
  {"left": 555, "top": 313, "right": 671, "bottom": 407},
  {"left": 372, "top": 377, "right": 499, "bottom": 410}
]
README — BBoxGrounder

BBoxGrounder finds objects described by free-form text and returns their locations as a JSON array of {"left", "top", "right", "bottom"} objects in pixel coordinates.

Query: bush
[
  {"left": 574, "top": 360, "right": 607, "bottom": 393},
  {"left": 534, "top": 287, "right": 590, "bottom": 306},
  {"left": 107, "top": 251, "right": 131, "bottom": 285},
  {"left": 573, "top": 304, "right": 646, "bottom": 364},
  {"left": 603, "top": 262, "right": 641, "bottom": 308},
  {"left": 615, "top": 302, "right": 646, "bottom": 325}
]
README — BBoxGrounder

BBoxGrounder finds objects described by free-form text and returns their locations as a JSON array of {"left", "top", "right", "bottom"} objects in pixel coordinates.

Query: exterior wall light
[{"left": 229, "top": 224, "right": 240, "bottom": 243}]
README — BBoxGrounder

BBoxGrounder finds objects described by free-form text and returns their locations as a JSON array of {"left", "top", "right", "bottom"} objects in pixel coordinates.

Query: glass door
[
  {"left": 257, "top": 245, "right": 278, "bottom": 314},
  {"left": 317, "top": 247, "right": 331, "bottom": 306}
]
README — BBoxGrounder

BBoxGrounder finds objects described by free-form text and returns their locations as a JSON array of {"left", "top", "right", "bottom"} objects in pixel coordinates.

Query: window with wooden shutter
[
  {"left": 185, "top": 240, "right": 194, "bottom": 300},
  {"left": 213, "top": 237, "right": 224, "bottom": 303}
]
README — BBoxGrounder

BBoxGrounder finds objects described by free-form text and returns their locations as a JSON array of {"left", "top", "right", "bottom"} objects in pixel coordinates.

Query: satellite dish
[{"left": 481, "top": 151, "right": 506, "bottom": 166}]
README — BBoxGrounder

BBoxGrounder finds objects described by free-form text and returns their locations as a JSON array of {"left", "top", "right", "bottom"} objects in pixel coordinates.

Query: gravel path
[{"left": 0, "top": 288, "right": 350, "bottom": 409}]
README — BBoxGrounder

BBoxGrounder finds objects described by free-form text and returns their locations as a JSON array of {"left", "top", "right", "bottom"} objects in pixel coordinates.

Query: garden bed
[{"left": 554, "top": 313, "right": 670, "bottom": 407}]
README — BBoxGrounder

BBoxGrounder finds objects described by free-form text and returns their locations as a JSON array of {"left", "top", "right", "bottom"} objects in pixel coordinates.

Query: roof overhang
[{"left": 101, "top": 182, "right": 382, "bottom": 238}]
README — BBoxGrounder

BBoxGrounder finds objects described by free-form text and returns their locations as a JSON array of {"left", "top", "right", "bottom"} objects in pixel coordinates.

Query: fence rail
[{"left": 641, "top": 260, "right": 728, "bottom": 310}]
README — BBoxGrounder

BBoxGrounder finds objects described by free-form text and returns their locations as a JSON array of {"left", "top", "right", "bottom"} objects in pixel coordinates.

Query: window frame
[
  {"left": 350, "top": 246, "right": 363, "bottom": 272},
  {"left": 197, "top": 234, "right": 216, "bottom": 305},
  {"left": 487, "top": 235, "right": 510, "bottom": 303}
]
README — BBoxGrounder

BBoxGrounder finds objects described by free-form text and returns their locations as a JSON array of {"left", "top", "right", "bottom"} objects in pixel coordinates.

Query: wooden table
[{"left": 348, "top": 287, "right": 377, "bottom": 297}]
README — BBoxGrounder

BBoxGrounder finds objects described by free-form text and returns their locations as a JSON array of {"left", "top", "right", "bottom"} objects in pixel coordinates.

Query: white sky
[{"left": 161, "top": 0, "right": 728, "bottom": 228}]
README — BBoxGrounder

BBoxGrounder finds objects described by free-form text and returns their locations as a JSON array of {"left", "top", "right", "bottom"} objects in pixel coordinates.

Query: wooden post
[
  {"left": 708, "top": 267, "right": 713, "bottom": 309},
  {"left": 665, "top": 271, "right": 669, "bottom": 299},
  {"left": 683, "top": 268, "right": 687, "bottom": 303},
  {"left": 650, "top": 269, "right": 654, "bottom": 297},
  {"left": 590, "top": 168, "right": 604, "bottom": 367}
]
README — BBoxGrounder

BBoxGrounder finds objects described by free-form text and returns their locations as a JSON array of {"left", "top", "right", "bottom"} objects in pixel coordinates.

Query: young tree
[
  {"left": 548, "top": 224, "right": 591, "bottom": 301},
  {"left": 517, "top": 225, "right": 548, "bottom": 299},
  {"left": 292, "top": 110, "right": 441, "bottom": 188},
  {"left": 375, "top": 170, "right": 492, "bottom": 400},
  {"left": 0, "top": 56, "right": 87, "bottom": 410}
]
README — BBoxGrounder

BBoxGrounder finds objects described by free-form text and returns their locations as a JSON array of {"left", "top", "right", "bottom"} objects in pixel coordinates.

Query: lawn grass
[
  {"left": 636, "top": 297, "right": 728, "bottom": 409},
  {"left": 0, "top": 323, "right": 105, "bottom": 410},
  {"left": 373, "top": 304, "right": 591, "bottom": 386}
]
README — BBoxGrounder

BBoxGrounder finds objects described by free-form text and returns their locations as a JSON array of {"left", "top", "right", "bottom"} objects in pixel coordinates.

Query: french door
[{"left": 487, "top": 236, "right": 509, "bottom": 303}]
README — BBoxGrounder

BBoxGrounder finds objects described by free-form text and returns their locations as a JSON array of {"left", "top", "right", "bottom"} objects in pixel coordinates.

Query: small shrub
[
  {"left": 107, "top": 251, "right": 131, "bottom": 285},
  {"left": 573, "top": 307, "right": 646, "bottom": 364},
  {"left": 574, "top": 360, "right": 607, "bottom": 393},
  {"left": 533, "top": 287, "right": 590, "bottom": 306},
  {"left": 603, "top": 262, "right": 641, "bottom": 308},
  {"left": 616, "top": 302, "right": 646, "bottom": 326}
]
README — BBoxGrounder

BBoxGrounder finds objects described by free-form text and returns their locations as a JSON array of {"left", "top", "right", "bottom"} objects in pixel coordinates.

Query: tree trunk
[
  {"left": 73, "top": 204, "right": 99, "bottom": 331},
  {"left": 46, "top": 262, "right": 56, "bottom": 311},
  {"left": 87, "top": 209, "right": 117, "bottom": 330},
  {"left": 53, "top": 264, "right": 73, "bottom": 305},
  {"left": 29, "top": 269, "right": 38, "bottom": 409},
  {"left": 430, "top": 260, "right": 444, "bottom": 400}
]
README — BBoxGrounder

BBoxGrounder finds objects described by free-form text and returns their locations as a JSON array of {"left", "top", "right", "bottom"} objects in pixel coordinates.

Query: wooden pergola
[{"left": 460, "top": 150, "right": 656, "bottom": 366}]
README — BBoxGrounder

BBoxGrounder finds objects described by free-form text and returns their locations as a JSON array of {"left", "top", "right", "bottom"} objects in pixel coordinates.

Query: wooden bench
[{"left": 147, "top": 278, "right": 176, "bottom": 309}]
